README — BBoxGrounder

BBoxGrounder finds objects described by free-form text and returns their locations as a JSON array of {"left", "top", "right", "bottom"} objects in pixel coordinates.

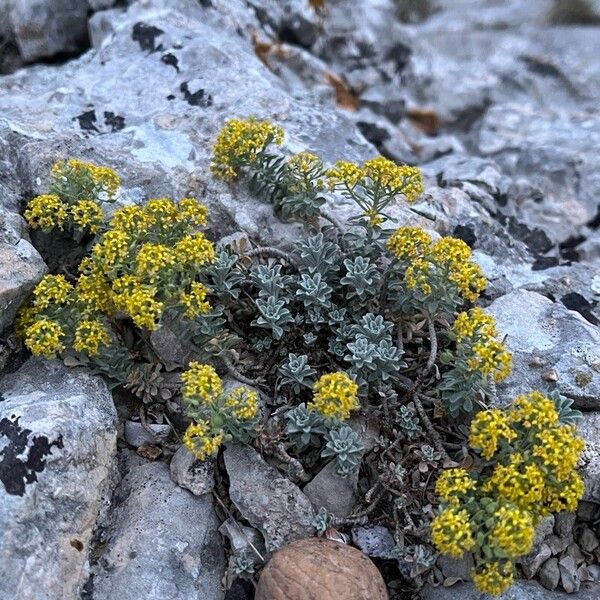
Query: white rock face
[
  {"left": 92, "top": 454, "right": 225, "bottom": 600},
  {"left": 488, "top": 290, "right": 600, "bottom": 409},
  {"left": 0, "top": 359, "right": 117, "bottom": 599}
]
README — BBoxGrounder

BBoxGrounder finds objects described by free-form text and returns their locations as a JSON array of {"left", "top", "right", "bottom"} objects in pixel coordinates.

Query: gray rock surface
[
  {"left": 579, "top": 412, "right": 600, "bottom": 503},
  {"left": 92, "top": 455, "right": 224, "bottom": 600},
  {"left": 303, "top": 460, "right": 359, "bottom": 518},
  {"left": 9, "top": 0, "right": 89, "bottom": 62},
  {"left": 223, "top": 443, "right": 314, "bottom": 553},
  {"left": 169, "top": 444, "right": 215, "bottom": 496},
  {"left": 0, "top": 359, "right": 117, "bottom": 600},
  {"left": 488, "top": 290, "right": 600, "bottom": 408}
]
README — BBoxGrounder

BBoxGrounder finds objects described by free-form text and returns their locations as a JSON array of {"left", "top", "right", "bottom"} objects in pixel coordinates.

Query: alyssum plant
[{"left": 16, "top": 120, "right": 585, "bottom": 597}]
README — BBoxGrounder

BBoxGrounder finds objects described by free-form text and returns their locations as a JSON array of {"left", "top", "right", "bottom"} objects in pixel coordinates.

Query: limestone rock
[
  {"left": 92, "top": 455, "right": 225, "bottom": 600},
  {"left": 223, "top": 443, "right": 314, "bottom": 553},
  {"left": 487, "top": 290, "right": 600, "bottom": 408},
  {"left": 169, "top": 444, "right": 215, "bottom": 496},
  {"left": 303, "top": 460, "right": 359, "bottom": 518},
  {"left": 255, "top": 537, "right": 388, "bottom": 600},
  {"left": 0, "top": 359, "right": 117, "bottom": 600}
]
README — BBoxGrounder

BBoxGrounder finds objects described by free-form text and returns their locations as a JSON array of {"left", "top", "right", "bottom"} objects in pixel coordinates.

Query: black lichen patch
[
  {"left": 561, "top": 292, "right": 599, "bottom": 326},
  {"left": 453, "top": 224, "right": 477, "bottom": 248},
  {"left": 161, "top": 53, "right": 179, "bottom": 72},
  {"left": 532, "top": 255, "right": 560, "bottom": 271},
  {"left": 166, "top": 94, "right": 176, "bottom": 101},
  {"left": 132, "top": 22, "right": 164, "bottom": 53},
  {"left": 180, "top": 82, "right": 213, "bottom": 107},
  {"left": 75, "top": 109, "right": 99, "bottom": 133},
  {"left": 0, "top": 415, "right": 64, "bottom": 496},
  {"left": 104, "top": 111, "right": 126, "bottom": 132}
]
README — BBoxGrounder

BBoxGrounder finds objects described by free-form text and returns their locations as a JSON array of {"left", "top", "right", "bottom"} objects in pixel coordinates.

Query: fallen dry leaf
[
  {"left": 407, "top": 107, "right": 442, "bottom": 135},
  {"left": 324, "top": 71, "right": 360, "bottom": 111}
]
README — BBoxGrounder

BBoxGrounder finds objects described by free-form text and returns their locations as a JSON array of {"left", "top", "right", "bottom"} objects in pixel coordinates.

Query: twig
[
  {"left": 222, "top": 353, "right": 261, "bottom": 386},
  {"left": 270, "top": 442, "right": 311, "bottom": 482},
  {"left": 212, "top": 491, "right": 265, "bottom": 562},
  {"left": 426, "top": 314, "right": 437, "bottom": 371},
  {"left": 244, "top": 246, "right": 298, "bottom": 266},
  {"left": 138, "top": 405, "right": 159, "bottom": 440},
  {"left": 411, "top": 392, "right": 450, "bottom": 462},
  {"left": 396, "top": 323, "right": 404, "bottom": 353}
]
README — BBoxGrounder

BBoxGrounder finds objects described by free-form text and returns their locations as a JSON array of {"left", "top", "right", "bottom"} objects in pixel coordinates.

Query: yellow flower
[
  {"left": 544, "top": 472, "right": 584, "bottom": 513},
  {"left": 435, "top": 468, "right": 476, "bottom": 504},
  {"left": 14, "top": 305, "right": 39, "bottom": 339},
  {"left": 174, "top": 234, "right": 216, "bottom": 267},
  {"left": 532, "top": 425, "right": 585, "bottom": 482},
  {"left": 386, "top": 226, "right": 432, "bottom": 261},
  {"left": 211, "top": 117, "right": 284, "bottom": 180},
  {"left": 483, "top": 457, "right": 545, "bottom": 511},
  {"left": 144, "top": 197, "right": 178, "bottom": 227},
  {"left": 466, "top": 338, "right": 512, "bottom": 382},
  {"left": 122, "top": 287, "right": 163, "bottom": 330},
  {"left": 509, "top": 391, "right": 559, "bottom": 429},
  {"left": 430, "top": 507, "right": 475, "bottom": 558},
  {"left": 111, "top": 275, "right": 141, "bottom": 311},
  {"left": 472, "top": 561, "right": 513, "bottom": 596},
  {"left": 24, "top": 194, "right": 68, "bottom": 230},
  {"left": 32, "top": 274, "right": 73, "bottom": 309},
  {"left": 73, "top": 319, "right": 111, "bottom": 356},
  {"left": 469, "top": 409, "right": 517, "bottom": 460},
  {"left": 135, "top": 243, "right": 177, "bottom": 283},
  {"left": 404, "top": 258, "right": 432, "bottom": 295},
  {"left": 286, "top": 151, "right": 321, "bottom": 174},
  {"left": 181, "top": 362, "right": 223, "bottom": 403},
  {"left": 225, "top": 386, "right": 259, "bottom": 420},
  {"left": 430, "top": 237, "right": 472, "bottom": 265},
  {"left": 92, "top": 229, "right": 131, "bottom": 272},
  {"left": 52, "top": 159, "right": 120, "bottom": 199},
  {"left": 362, "top": 156, "right": 423, "bottom": 200},
  {"left": 177, "top": 198, "right": 209, "bottom": 227},
  {"left": 180, "top": 282, "right": 211, "bottom": 319},
  {"left": 325, "top": 160, "right": 363, "bottom": 190},
  {"left": 25, "top": 318, "right": 65, "bottom": 357},
  {"left": 490, "top": 505, "right": 535, "bottom": 558},
  {"left": 451, "top": 308, "right": 497, "bottom": 342},
  {"left": 183, "top": 420, "right": 224, "bottom": 460},
  {"left": 110, "top": 205, "right": 153, "bottom": 234},
  {"left": 308, "top": 371, "right": 359, "bottom": 420},
  {"left": 75, "top": 271, "right": 114, "bottom": 314},
  {"left": 71, "top": 200, "right": 104, "bottom": 233},
  {"left": 447, "top": 261, "right": 487, "bottom": 302}
]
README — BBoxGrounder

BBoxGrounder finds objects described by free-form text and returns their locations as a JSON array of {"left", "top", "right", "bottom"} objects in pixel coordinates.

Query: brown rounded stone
[{"left": 255, "top": 537, "right": 389, "bottom": 600}]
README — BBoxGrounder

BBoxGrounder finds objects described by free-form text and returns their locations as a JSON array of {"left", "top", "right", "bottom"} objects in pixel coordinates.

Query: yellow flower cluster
[
  {"left": 174, "top": 234, "right": 216, "bottom": 268},
  {"left": 386, "top": 226, "right": 432, "bottom": 262},
  {"left": 308, "top": 371, "right": 359, "bottom": 420},
  {"left": 51, "top": 159, "right": 120, "bottom": 199},
  {"left": 211, "top": 117, "right": 284, "bottom": 180},
  {"left": 180, "top": 363, "right": 259, "bottom": 460},
  {"left": 326, "top": 160, "right": 364, "bottom": 190},
  {"left": 225, "top": 386, "right": 259, "bottom": 420},
  {"left": 510, "top": 391, "right": 558, "bottom": 429},
  {"left": 451, "top": 308, "right": 512, "bottom": 382},
  {"left": 181, "top": 362, "right": 223, "bottom": 402},
  {"left": 135, "top": 243, "right": 177, "bottom": 283},
  {"left": 73, "top": 319, "right": 110, "bottom": 356},
  {"left": 183, "top": 420, "right": 224, "bottom": 461},
  {"left": 287, "top": 151, "right": 321, "bottom": 174},
  {"left": 533, "top": 425, "right": 585, "bottom": 482},
  {"left": 180, "top": 282, "right": 211, "bottom": 319},
  {"left": 176, "top": 197, "right": 209, "bottom": 226},
  {"left": 386, "top": 228, "right": 487, "bottom": 304},
  {"left": 327, "top": 156, "right": 423, "bottom": 202},
  {"left": 24, "top": 318, "right": 65, "bottom": 357},
  {"left": 490, "top": 505, "right": 534, "bottom": 557},
  {"left": 430, "top": 507, "right": 475, "bottom": 558},
  {"left": 471, "top": 561, "right": 513, "bottom": 596},
  {"left": 122, "top": 288, "right": 163, "bottom": 330},
  {"left": 435, "top": 468, "right": 477, "bottom": 505},
  {"left": 33, "top": 275, "right": 73, "bottom": 309},
  {"left": 469, "top": 409, "right": 517, "bottom": 459},
  {"left": 71, "top": 200, "right": 104, "bottom": 233},
  {"left": 483, "top": 456, "right": 545, "bottom": 510},
  {"left": 24, "top": 195, "right": 68, "bottom": 230}
]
